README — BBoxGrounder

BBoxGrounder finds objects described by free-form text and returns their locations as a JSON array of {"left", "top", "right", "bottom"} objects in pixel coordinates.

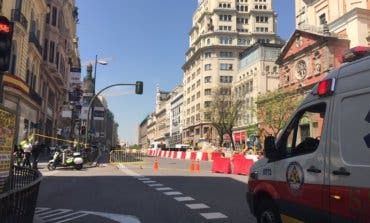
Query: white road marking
[
  {"left": 53, "top": 213, "right": 89, "bottom": 223},
  {"left": 35, "top": 207, "right": 50, "bottom": 214},
  {"left": 174, "top": 196, "right": 195, "bottom": 202},
  {"left": 155, "top": 187, "right": 173, "bottom": 191},
  {"left": 164, "top": 191, "right": 182, "bottom": 196},
  {"left": 37, "top": 209, "right": 66, "bottom": 217},
  {"left": 147, "top": 183, "right": 164, "bottom": 187},
  {"left": 142, "top": 180, "right": 156, "bottom": 183},
  {"left": 200, "top": 212, "right": 228, "bottom": 219},
  {"left": 137, "top": 178, "right": 151, "bottom": 181},
  {"left": 43, "top": 211, "right": 83, "bottom": 222},
  {"left": 186, "top": 203, "right": 210, "bottom": 209},
  {"left": 81, "top": 211, "right": 141, "bottom": 223},
  {"left": 39, "top": 209, "right": 71, "bottom": 219}
]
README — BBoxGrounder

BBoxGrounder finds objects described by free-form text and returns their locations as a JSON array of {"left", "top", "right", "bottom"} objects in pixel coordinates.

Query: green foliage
[
  {"left": 128, "top": 144, "right": 142, "bottom": 150},
  {"left": 207, "top": 90, "right": 244, "bottom": 149},
  {"left": 256, "top": 89, "right": 303, "bottom": 137}
]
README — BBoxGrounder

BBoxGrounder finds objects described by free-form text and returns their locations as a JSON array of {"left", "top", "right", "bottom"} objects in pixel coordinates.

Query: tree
[
  {"left": 256, "top": 89, "right": 303, "bottom": 137},
  {"left": 206, "top": 89, "right": 244, "bottom": 150}
]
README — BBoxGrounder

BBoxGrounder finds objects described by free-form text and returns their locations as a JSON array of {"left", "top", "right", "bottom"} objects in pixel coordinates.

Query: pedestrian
[
  {"left": 32, "top": 141, "right": 41, "bottom": 169},
  {"left": 22, "top": 139, "right": 32, "bottom": 168},
  {"left": 13, "top": 144, "right": 23, "bottom": 166}
]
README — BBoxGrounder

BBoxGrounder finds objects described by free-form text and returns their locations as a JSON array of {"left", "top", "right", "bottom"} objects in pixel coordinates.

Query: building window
[
  {"left": 204, "top": 127, "right": 209, "bottom": 133},
  {"left": 204, "top": 101, "right": 211, "bottom": 108},
  {"left": 43, "top": 39, "right": 48, "bottom": 61},
  {"left": 204, "top": 76, "right": 212, "bottom": 83},
  {"left": 219, "top": 15, "right": 232, "bottom": 21},
  {"left": 196, "top": 79, "right": 201, "bottom": 87},
  {"left": 196, "top": 91, "right": 200, "bottom": 98},
  {"left": 205, "top": 64, "right": 212, "bottom": 71},
  {"left": 46, "top": 4, "right": 50, "bottom": 24},
  {"left": 220, "top": 88, "right": 231, "bottom": 95},
  {"left": 204, "top": 89, "right": 212, "bottom": 95},
  {"left": 196, "top": 114, "right": 200, "bottom": 121},
  {"left": 220, "top": 63, "right": 233, "bottom": 70},
  {"left": 219, "top": 36, "right": 233, "bottom": 45},
  {"left": 319, "top": 13, "right": 326, "bottom": 24},
  {"left": 238, "top": 38, "right": 249, "bottom": 45},
  {"left": 49, "top": 41, "right": 55, "bottom": 63},
  {"left": 196, "top": 103, "right": 200, "bottom": 111},
  {"left": 220, "top": 52, "right": 233, "bottom": 58},
  {"left": 51, "top": 7, "right": 57, "bottom": 26},
  {"left": 205, "top": 52, "right": 212, "bottom": 58},
  {"left": 192, "top": 95, "right": 195, "bottom": 101},
  {"left": 195, "top": 128, "right": 200, "bottom": 134},
  {"left": 220, "top": 76, "right": 233, "bottom": 83},
  {"left": 237, "top": 18, "right": 248, "bottom": 24},
  {"left": 218, "top": 26, "right": 232, "bottom": 31}
]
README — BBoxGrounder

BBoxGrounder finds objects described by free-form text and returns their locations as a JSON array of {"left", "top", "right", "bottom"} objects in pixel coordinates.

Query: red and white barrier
[
  {"left": 176, "top": 151, "right": 183, "bottom": 159},
  {"left": 185, "top": 151, "right": 191, "bottom": 159},
  {"left": 212, "top": 158, "right": 232, "bottom": 174},
  {"left": 201, "top": 152, "right": 209, "bottom": 161}
]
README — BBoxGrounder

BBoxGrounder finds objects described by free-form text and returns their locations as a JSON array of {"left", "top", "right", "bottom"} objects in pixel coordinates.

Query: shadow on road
[{"left": 37, "top": 174, "right": 255, "bottom": 223}]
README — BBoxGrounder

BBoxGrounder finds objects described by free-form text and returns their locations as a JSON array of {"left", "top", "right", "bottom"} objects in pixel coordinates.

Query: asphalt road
[{"left": 36, "top": 156, "right": 256, "bottom": 223}]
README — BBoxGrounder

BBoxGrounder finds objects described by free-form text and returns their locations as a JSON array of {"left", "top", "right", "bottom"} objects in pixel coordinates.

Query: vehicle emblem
[
  {"left": 364, "top": 109, "right": 370, "bottom": 148},
  {"left": 286, "top": 162, "right": 304, "bottom": 191}
]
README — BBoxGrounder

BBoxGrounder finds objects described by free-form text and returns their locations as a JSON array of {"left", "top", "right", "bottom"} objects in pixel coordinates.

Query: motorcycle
[{"left": 47, "top": 147, "right": 83, "bottom": 171}]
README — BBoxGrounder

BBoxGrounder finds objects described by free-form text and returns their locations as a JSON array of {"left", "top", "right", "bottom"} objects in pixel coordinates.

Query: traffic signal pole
[{"left": 84, "top": 82, "right": 143, "bottom": 148}]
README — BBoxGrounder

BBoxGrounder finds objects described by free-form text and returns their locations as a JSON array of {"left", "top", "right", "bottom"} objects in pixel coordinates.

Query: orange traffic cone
[
  {"left": 153, "top": 159, "right": 159, "bottom": 171},
  {"left": 190, "top": 160, "right": 195, "bottom": 172},
  {"left": 195, "top": 160, "right": 200, "bottom": 173}
]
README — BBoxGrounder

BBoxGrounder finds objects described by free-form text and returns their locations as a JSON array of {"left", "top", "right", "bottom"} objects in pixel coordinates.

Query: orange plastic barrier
[
  {"left": 190, "top": 152, "right": 197, "bottom": 160},
  {"left": 232, "top": 154, "right": 245, "bottom": 161},
  {"left": 201, "top": 152, "right": 209, "bottom": 161},
  {"left": 233, "top": 158, "right": 254, "bottom": 175},
  {"left": 181, "top": 152, "right": 186, "bottom": 159},
  {"left": 211, "top": 152, "right": 222, "bottom": 160},
  {"left": 212, "top": 158, "right": 232, "bottom": 174}
]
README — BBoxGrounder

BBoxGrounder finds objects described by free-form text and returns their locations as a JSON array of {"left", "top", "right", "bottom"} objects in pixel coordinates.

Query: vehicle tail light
[
  {"left": 340, "top": 46, "right": 370, "bottom": 63},
  {"left": 317, "top": 78, "right": 335, "bottom": 96}
]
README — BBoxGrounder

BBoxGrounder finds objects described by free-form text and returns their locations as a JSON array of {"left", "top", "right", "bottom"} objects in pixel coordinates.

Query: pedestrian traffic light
[
  {"left": 135, "top": 81, "right": 143, "bottom": 95},
  {"left": 0, "top": 16, "right": 12, "bottom": 71}
]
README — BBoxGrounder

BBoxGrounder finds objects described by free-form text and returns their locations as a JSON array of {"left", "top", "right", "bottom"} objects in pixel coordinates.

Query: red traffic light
[{"left": 0, "top": 16, "right": 11, "bottom": 33}]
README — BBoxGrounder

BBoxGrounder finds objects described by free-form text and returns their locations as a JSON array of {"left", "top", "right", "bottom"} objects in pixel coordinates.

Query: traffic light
[
  {"left": 0, "top": 16, "right": 12, "bottom": 71},
  {"left": 135, "top": 81, "right": 143, "bottom": 95}
]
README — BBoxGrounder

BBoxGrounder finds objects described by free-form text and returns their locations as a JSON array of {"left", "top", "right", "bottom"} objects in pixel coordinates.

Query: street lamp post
[{"left": 84, "top": 82, "right": 143, "bottom": 148}]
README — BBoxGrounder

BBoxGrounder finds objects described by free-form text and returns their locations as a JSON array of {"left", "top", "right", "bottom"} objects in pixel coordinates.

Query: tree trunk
[
  {"left": 218, "top": 133, "right": 224, "bottom": 147},
  {"left": 228, "top": 132, "right": 235, "bottom": 150}
]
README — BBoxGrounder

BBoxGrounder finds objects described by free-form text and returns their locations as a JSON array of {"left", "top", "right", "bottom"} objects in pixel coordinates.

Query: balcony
[
  {"left": 29, "top": 32, "right": 42, "bottom": 55},
  {"left": 11, "top": 9, "right": 28, "bottom": 30},
  {"left": 29, "top": 88, "right": 42, "bottom": 106}
]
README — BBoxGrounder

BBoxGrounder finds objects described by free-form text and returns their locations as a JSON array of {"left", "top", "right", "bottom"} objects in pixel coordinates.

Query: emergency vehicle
[{"left": 247, "top": 47, "right": 370, "bottom": 223}]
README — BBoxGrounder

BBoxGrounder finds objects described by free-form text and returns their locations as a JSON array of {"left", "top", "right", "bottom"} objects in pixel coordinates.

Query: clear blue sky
[{"left": 76, "top": 0, "right": 295, "bottom": 144}]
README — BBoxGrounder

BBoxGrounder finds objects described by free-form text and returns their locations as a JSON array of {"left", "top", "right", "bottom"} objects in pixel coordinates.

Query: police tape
[{"left": 33, "top": 134, "right": 88, "bottom": 146}]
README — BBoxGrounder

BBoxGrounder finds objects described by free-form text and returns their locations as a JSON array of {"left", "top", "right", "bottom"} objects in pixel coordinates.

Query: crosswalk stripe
[
  {"left": 44, "top": 212, "right": 86, "bottom": 222},
  {"left": 35, "top": 207, "right": 50, "bottom": 214},
  {"left": 53, "top": 213, "right": 89, "bottom": 223},
  {"left": 41, "top": 209, "right": 72, "bottom": 220}
]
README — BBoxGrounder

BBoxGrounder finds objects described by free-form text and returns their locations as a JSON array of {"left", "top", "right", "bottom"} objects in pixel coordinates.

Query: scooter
[{"left": 47, "top": 148, "right": 83, "bottom": 171}]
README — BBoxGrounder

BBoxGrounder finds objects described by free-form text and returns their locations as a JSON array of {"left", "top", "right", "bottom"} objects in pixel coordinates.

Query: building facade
[
  {"left": 295, "top": 0, "right": 370, "bottom": 47},
  {"left": 41, "top": 0, "right": 80, "bottom": 143},
  {"left": 169, "top": 85, "right": 184, "bottom": 147},
  {"left": 182, "top": 0, "right": 282, "bottom": 146},
  {"left": 1, "top": 0, "right": 47, "bottom": 143},
  {"left": 232, "top": 42, "right": 282, "bottom": 145},
  {"left": 138, "top": 115, "right": 149, "bottom": 148},
  {"left": 154, "top": 87, "right": 171, "bottom": 145}
]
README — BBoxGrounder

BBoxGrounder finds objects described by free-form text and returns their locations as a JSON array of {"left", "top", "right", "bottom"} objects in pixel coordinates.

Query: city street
[{"left": 36, "top": 157, "right": 256, "bottom": 223}]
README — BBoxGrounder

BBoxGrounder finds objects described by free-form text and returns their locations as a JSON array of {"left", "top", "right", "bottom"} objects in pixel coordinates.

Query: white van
[{"left": 247, "top": 47, "right": 370, "bottom": 223}]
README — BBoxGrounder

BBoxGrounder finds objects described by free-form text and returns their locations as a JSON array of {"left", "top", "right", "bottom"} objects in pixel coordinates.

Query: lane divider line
[
  {"left": 174, "top": 197, "right": 195, "bottom": 202},
  {"left": 185, "top": 203, "right": 210, "bottom": 209},
  {"left": 142, "top": 180, "right": 156, "bottom": 183},
  {"left": 147, "top": 183, "right": 164, "bottom": 187},
  {"left": 200, "top": 212, "right": 228, "bottom": 220},
  {"left": 163, "top": 191, "right": 183, "bottom": 196},
  {"left": 155, "top": 187, "right": 173, "bottom": 191}
]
